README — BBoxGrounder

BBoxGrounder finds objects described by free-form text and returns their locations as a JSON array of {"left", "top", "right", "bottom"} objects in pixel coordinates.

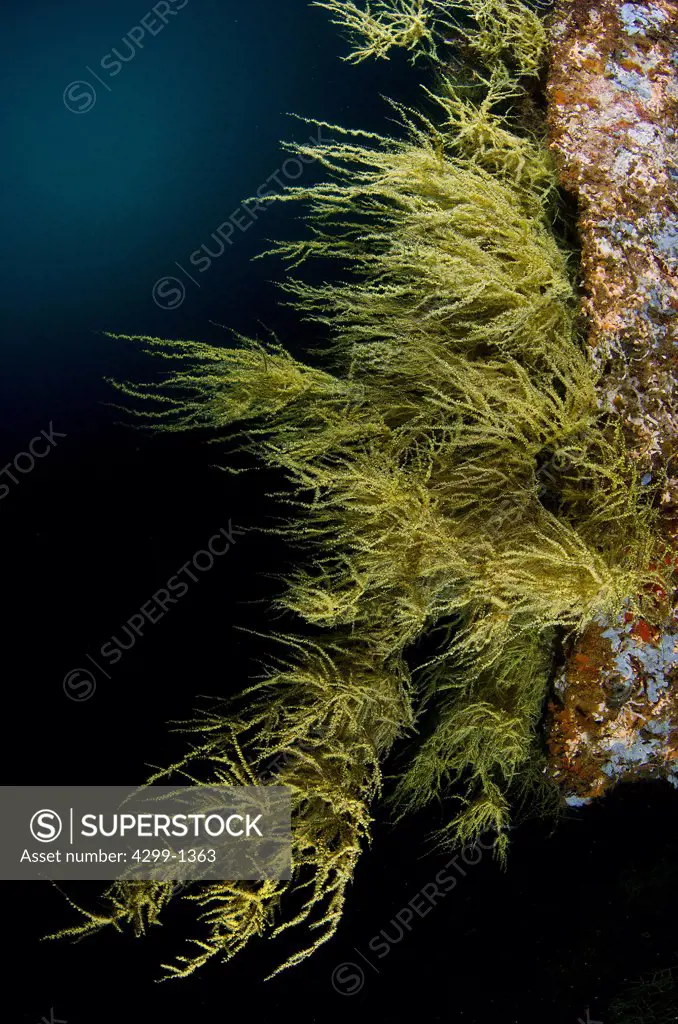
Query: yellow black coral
[{"left": 51, "top": 0, "right": 670, "bottom": 979}]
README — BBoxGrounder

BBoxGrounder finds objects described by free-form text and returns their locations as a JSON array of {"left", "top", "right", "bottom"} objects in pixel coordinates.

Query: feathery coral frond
[{"left": 51, "top": 0, "right": 671, "bottom": 980}]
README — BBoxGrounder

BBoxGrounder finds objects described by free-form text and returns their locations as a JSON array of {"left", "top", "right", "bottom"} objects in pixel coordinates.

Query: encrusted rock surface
[
  {"left": 547, "top": 602, "right": 678, "bottom": 805},
  {"left": 545, "top": 0, "right": 678, "bottom": 801},
  {"left": 547, "top": 0, "right": 678, "bottom": 494}
]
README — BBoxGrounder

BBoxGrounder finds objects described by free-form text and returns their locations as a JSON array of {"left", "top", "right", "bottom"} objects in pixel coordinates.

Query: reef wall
[{"left": 545, "top": 0, "right": 678, "bottom": 803}]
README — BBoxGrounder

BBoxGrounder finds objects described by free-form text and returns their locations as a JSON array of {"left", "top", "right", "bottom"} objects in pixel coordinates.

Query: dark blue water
[
  {"left": 1, "top": 0, "right": 413, "bottom": 432},
  {"left": 2, "top": 3, "right": 676, "bottom": 1023}
]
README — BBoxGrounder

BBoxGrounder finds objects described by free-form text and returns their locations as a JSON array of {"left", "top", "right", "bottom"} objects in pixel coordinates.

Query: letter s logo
[
  {"left": 30, "top": 809, "right": 63, "bottom": 842},
  {"left": 152, "top": 276, "right": 186, "bottom": 310},
  {"left": 63, "top": 81, "right": 97, "bottom": 114}
]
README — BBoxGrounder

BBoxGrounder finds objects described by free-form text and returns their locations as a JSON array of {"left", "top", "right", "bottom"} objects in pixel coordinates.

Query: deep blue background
[
  {"left": 2, "top": 2, "right": 677, "bottom": 1023},
  {"left": 0, "top": 0, "right": 412, "bottom": 429}
]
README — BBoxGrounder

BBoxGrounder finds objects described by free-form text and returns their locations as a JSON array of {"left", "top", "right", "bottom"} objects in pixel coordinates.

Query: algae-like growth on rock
[{"left": 49, "top": 0, "right": 673, "bottom": 978}]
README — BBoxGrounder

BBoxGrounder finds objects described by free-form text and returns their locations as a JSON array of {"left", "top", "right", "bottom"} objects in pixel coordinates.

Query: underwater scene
[{"left": 3, "top": 1, "right": 678, "bottom": 1022}]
